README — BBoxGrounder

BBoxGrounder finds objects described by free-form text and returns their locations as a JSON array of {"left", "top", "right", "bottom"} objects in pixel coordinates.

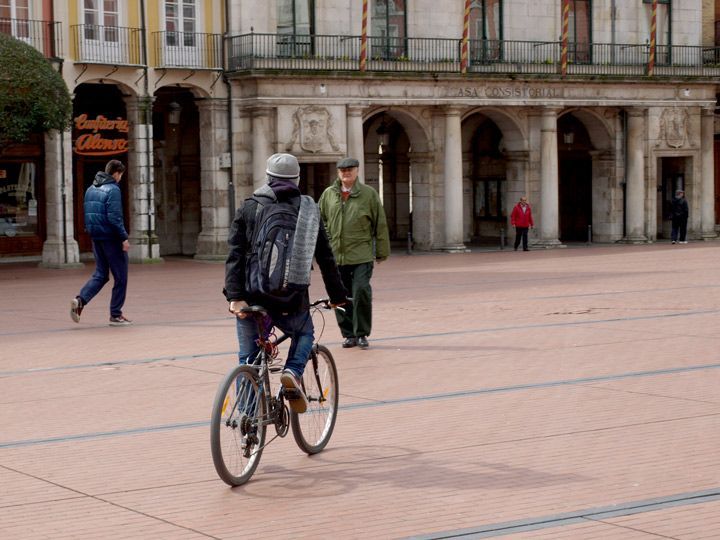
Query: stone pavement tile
[
  {"left": 0, "top": 497, "right": 208, "bottom": 540},
  {"left": 0, "top": 467, "right": 78, "bottom": 508},
  {"left": 603, "top": 500, "right": 720, "bottom": 540},
  {"left": 502, "top": 521, "right": 661, "bottom": 538}
]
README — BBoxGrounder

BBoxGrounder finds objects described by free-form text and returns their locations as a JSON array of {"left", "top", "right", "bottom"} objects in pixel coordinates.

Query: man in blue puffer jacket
[{"left": 70, "top": 160, "right": 132, "bottom": 326}]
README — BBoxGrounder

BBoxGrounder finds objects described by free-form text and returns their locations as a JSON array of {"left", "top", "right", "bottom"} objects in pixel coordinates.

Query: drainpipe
[
  {"left": 140, "top": 0, "right": 153, "bottom": 259},
  {"left": 224, "top": 0, "right": 235, "bottom": 223},
  {"left": 610, "top": 0, "right": 616, "bottom": 64}
]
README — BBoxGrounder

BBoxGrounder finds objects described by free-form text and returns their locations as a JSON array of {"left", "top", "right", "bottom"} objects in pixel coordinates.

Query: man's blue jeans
[
  {"left": 235, "top": 310, "right": 315, "bottom": 377},
  {"left": 79, "top": 239, "right": 128, "bottom": 317}
]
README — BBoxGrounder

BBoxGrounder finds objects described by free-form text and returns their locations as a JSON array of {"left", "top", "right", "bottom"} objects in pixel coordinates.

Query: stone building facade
[{"left": 1, "top": 0, "right": 719, "bottom": 264}]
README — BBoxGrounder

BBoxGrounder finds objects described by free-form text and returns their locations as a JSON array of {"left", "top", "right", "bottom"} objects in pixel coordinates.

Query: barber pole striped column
[
  {"left": 560, "top": 0, "right": 570, "bottom": 76},
  {"left": 360, "top": 0, "right": 368, "bottom": 71},
  {"left": 460, "top": 0, "right": 471, "bottom": 74},
  {"left": 647, "top": 0, "right": 657, "bottom": 76}
]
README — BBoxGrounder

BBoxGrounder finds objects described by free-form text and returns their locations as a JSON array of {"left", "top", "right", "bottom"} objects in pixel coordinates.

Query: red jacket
[{"left": 511, "top": 203, "right": 534, "bottom": 228}]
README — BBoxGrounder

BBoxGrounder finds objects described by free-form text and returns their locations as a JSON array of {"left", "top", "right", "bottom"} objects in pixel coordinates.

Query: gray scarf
[{"left": 253, "top": 184, "right": 319, "bottom": 287}]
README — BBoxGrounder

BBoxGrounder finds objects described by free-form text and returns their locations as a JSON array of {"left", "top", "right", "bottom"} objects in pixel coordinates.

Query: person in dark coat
[
  {"left": 70, "top": 159, "right": 132, "bottom": 326},
  {"left": 671, "top": 189, "right": 689, "bottom": 244},
  {"left": 224, "top": 153, "right": 348, "bottom": 413},
  {"left": 510, "top": 196, "right": 534, "bottom": 251}
]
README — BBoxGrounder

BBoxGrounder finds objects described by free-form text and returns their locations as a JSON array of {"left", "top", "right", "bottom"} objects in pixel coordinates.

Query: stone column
[
  {"left": 40, "top": 129, "right": 82, "bottom": 268},
  {"left": 252, "top": 107, "right": 274, "bottom": 189},
  {"left": 537, "top": 108, "right": 562, "bottom": 247},
  {"left": 701, "top": 107, "right": 716, "bottom": 239},
  {"left": 195, "top": 98, "right": 231, "bottom": 260},
  {"left": 125, "top": 96, "right": 161, "bottom": 262},
  {"left": 347, "top": 105, "right": 366, "bottom": 180},
  {"left": 624, "top": 109, "right": 647, "bottom": 243},
  {"left": 442, "top": 107, "right": 467, "bottom": 251}
]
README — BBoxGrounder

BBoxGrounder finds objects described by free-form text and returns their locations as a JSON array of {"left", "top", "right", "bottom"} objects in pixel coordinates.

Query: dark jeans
[
  {"left": 79, "top": 239, "right": 129, "bottom": 317},
  {"left": 336, "top": 262, "right": 374, "bottom": 338},
  {"left": 671, "top": 216, "right": 688, "bottom": 242},
  {"left": 514, "top": 227, "right": 529, "bottom": 250}
]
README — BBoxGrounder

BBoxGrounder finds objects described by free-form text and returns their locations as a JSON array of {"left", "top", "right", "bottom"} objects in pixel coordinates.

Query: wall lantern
[
  {"left": 563, "top": 131, "right": 574, "bottom": 145},
  {"left": 376, "top": 118, "right": 390, "bottom": 148},
  {"left": 168, "top": 101, "right": 182, "bottom": 125}
]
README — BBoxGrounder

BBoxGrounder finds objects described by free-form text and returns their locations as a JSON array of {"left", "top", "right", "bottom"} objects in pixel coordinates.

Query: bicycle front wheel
[
  {"left": 210, "top": 365, "right": 267, "bottom": 486},
  {"left": 291, "top": 345, "right": 339, "bottom": 454}
]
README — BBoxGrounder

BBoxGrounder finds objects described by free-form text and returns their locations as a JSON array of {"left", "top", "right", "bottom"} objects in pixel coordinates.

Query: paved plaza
[{"left": 2, "top": 243, "right": 720, "bottom": 539}]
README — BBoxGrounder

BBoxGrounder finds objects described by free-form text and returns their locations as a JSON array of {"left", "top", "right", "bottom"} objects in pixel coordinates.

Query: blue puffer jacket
[{"left": 83, "top": 172, "right": 128, "bottom": 241}]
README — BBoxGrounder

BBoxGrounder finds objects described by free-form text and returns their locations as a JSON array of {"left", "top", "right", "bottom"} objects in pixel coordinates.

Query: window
[
  {"left": 371, "top": 0, "right": 406, "bottom": 60},
  {"left": 643, "top": 0, "right": 671, "bottom": 65},
  {"left": 0, "top": 0, "right": 30, "bottom": 39},
  {"left": 277, "top": 0, "right": 314, "bottom": 57},
  {"left": 165, "top": 0, "right": 197, "bottom": 47},
  {"left": 83, "top": 0, "right": 119, "bottom": 43},
  {"left": 567, "top": 0, "right": 591, "bottom": 64},
  {"left": 468, "top": 0, "right": 502, "bottom": 63},
  {"left": 0, "top": 162, "right": 39, "bottom": 239}
]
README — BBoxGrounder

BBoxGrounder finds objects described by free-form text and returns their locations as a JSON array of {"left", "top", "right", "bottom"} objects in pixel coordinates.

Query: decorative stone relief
[
  {"left": 659, "top": 107, "right": 689, "bottom": 148},
  {"left": 285, "top": 105, "right": 340, "bottom": 153}
]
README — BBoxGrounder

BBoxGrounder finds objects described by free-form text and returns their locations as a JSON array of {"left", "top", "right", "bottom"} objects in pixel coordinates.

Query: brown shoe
[
  {"left": 280, "top": 370, "right": 309, "bottom": 414},
  {"left": 109, "top": 315, "right": 133, "bottom": 326}
]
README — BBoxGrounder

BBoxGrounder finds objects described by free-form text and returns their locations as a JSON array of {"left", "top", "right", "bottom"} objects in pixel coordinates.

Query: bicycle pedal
[{"left": 283, "top": 388, "right": 302, "bottom": 399}]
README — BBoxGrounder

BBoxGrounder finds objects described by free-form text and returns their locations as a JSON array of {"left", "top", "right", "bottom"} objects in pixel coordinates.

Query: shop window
[
  {"left": 371, "top": 0, "right": 407, "bottom": 60},
  {"left": 469, "top": 0, "right": 502, "bottom": 63},
  {"left": 0, "top": 161, "right": 39, "bottom": 238}
]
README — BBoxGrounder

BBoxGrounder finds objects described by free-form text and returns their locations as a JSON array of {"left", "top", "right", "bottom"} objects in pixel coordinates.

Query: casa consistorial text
[{"left": 451, "top": 86, "right": 564, "bottom": 99}]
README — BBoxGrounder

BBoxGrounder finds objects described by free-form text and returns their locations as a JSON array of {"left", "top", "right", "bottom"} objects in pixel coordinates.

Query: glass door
[
  {"left": 164, "top": 0, "right": 201, "bottom": 67},
  {"left": 81, "top": 0, "right": 122, "bottom": 63}
]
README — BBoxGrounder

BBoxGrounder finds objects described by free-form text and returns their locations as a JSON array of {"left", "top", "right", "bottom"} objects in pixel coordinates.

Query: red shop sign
[{"left": 73, "top": 114, "right": 129, "bottom": 156}]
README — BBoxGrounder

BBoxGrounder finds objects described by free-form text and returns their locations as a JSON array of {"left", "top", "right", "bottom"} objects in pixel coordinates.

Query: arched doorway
[
  {"left": 364, "top": 113, "right": 412, "bottom": 242},
  {"left": 152, "top": 88, "right": 200, "bottom": 255},
  {"left": 558, "top": 113, "right": 593, "bottom": 242}
]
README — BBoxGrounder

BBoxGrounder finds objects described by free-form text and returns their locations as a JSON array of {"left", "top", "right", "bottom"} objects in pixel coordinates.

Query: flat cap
[{"left": 336, "top": 157, "right": 359, "bottom": 169}]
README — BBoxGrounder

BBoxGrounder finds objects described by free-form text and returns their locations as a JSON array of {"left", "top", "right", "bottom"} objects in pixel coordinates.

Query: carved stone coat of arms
[
  {"left": 659, "top": 108, "right": 689, "bottom": 149},
  {"left": 286, "top": 106, "right": 340, "bottom": 153}
]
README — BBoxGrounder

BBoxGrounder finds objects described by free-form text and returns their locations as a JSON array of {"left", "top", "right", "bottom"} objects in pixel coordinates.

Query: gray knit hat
[{"left": 266, "top": 153, "right": 300, "bottom": 184}]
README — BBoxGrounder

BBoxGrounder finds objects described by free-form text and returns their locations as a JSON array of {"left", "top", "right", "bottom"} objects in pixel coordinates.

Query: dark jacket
[
  {"left": 671, "top": 196, "right": 689, "bottom": 219},
  {"left": 83, "top": 172, "right": 128, "bottom": 241},
  {"left": 223, "top": 180, "right": 347, "bottom": 314}
]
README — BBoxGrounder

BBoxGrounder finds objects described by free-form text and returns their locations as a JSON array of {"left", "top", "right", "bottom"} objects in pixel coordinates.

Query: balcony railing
[
  {"left": 227, "top": 33, "right": 720, "bottom": 78},
  {"left": 71, "top": 24, "right": 144, "bottom": 66},
  {"left": 153, "top": 31, "right": 222, "bottom": 69},
  {"left": 0, "top": 18, "right": 61, "bottom": 58}
]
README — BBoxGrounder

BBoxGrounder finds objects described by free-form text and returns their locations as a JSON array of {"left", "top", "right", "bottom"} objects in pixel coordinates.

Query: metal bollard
[
  {"left": 407, "top": 231, "right": 413, "bottom": 255},
  {"left": 587, "top": 225, "right": 592, "bottom": 246},
  {"left": 500, "top": 228, "right": 505, "bottom": 250}
]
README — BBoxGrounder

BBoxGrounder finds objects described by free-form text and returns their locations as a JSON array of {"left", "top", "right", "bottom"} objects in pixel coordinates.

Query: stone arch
[
  {"left": 363, "top": 107, "right": 433, "bottom": 248},
  {"left": 154, "top": 82, "right": 212, "bottom": 100},
  {"left": 559, "top": 108, "right": 613, "bottom": 151},
  {"left": 71, "top": 78, "right": 138, "bottom": 98}
]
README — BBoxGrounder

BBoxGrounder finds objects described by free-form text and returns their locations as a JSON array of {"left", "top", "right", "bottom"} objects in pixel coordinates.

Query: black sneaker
[
  {"left": 109, "top": 315, "right": 133, "bottom": 326},
  {"left": 70, "top": 297, "right": 83, "bottom": 323},
  {"left": 280, "top": 370, "right": 309, "bottom": 414},
  {"left": 357, "top": 336, "right": 369, "bottom": 349},
  {"left": 342, "top": 337, "right": 357, "bottom": 348}
]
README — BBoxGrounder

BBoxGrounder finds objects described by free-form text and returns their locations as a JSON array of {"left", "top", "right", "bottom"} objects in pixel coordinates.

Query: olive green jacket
[{"left": 318, "top": 178, "right": 390, "bottom": 266}]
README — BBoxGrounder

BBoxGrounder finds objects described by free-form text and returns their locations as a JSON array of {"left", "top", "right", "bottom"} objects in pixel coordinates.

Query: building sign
[
  {"left": 73, "top": 114, "right": 129, "bottom": 156},
  {"left": 451, "top": 86, "right": 563, "bottom": 99}
]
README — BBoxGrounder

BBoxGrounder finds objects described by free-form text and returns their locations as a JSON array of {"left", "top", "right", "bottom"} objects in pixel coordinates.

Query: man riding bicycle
[{"left": 223, "top": 153, "right": 348, "bottom": 414}]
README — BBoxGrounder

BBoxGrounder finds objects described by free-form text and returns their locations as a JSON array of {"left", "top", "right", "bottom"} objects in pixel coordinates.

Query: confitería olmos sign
[{"left": 73, "top": 114, "right": 129, "bottom": 156}]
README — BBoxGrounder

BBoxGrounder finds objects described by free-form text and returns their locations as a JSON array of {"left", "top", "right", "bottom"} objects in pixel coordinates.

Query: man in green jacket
[{"left": 318, "top": 157, "right": 390, "bottom": 349}]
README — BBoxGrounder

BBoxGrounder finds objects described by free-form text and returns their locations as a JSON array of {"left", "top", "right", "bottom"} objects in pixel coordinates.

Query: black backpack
[{"left": 245, "top": 197, "right": 304, "bottom": 307}]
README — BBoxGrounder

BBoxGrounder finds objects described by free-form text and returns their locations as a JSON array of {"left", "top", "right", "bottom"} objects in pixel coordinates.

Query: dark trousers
[
  {"left": 336, "top": 262, "right": 374, "bottom": 338},
  {"left": 671, "top": 216, "right": 688, "bottom": 242},
  {"left": 514, "top": 227, "right": 529, "bottom": 250},
  {"left": 79, "top": 239, "right": 129, "bottom": 317}
]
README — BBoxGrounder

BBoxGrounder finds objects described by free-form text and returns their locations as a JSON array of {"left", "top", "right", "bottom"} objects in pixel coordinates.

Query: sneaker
[
  {"left": 109, "top": 315, "right": 133, "bottom": 326},
  {"left": 679, "top": 241, "right": 688, "bottom": 244},
  {"left": 280, "top": 370, "right": 309, "bottom": 414},
  {"left": 357, "top": 336, "right": 369, "bottom": 349},
  {"left": 671, "top": 240, "right": 677, "bottom": 244},
  {"left": 70, "top": 297, "right": 83, "bottom": 323},
  {"left": 342, "top": 337, "right": 357, "bottom": 348}
]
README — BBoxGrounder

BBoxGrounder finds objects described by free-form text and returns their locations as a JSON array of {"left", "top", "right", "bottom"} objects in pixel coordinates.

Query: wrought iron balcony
[
  {"left": 0, "top": 18, "right": 61, "bottom": 58},
  {"left": 226, "top": 33, "right": 720, "bottom": 78},
  {"left": 153, "top": 31, "right": 222, "bottom": 69},
  {"left": 71, "top": 24, "right": 144, "bottom": 66}
]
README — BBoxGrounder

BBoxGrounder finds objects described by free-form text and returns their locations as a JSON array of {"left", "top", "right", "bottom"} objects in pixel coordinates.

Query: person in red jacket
[{"left": 510, "top": 196, "right": 534, "bottom": 251}]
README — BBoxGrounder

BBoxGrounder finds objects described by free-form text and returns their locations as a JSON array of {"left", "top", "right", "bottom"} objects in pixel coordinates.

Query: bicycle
[{"left": 210, "top": 298, "right": 340, "bottom": 487}]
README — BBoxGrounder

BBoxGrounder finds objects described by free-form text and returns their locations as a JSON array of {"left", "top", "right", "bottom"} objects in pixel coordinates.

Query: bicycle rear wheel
[
  {"left": 210, "top": 365, "right": 267, "bottom": 486},
  {"left": 291, "top": 345, "right": 339, "bottom": 454}
]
